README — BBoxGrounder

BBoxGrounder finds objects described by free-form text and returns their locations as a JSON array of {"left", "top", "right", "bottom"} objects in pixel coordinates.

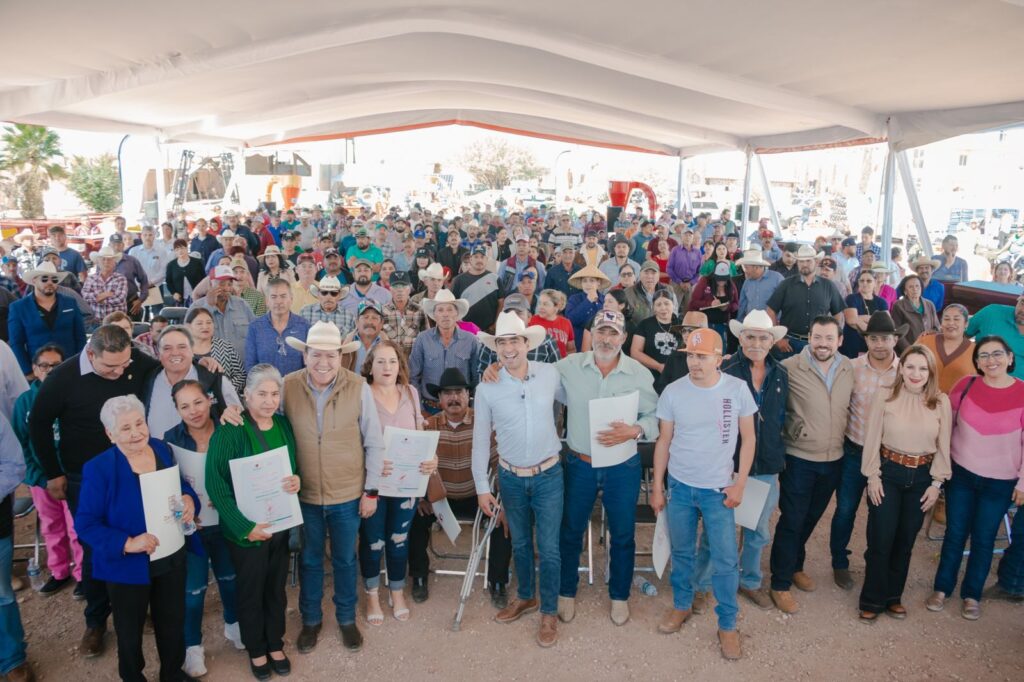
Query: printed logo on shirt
[{"left": 721, "top": 398, "right": 733, "bottom": 445}]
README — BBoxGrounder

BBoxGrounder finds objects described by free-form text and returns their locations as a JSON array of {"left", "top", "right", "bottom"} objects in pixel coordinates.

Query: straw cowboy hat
[
  {"left": 477, "top": 310, "right": 547, "bottom": 352},
  {"left": 421, "top": 288, "right": 470, "bottom": 320},
  {"left": 736, "top": 249, "right": 770, "bottom": 267},
  {"left": 418, "top": 262, "right": 446, "bottom": 281},
  {"left": 909, "top": 254, "right": 938, "bottom": 270},
  {"left": 568, "top": 264, "right": 612, "bottom": 290},
  {"left": 729, "top": 309, "right": 787, "bottom": 342},
  {"left": 309, "top": 275, "right": 350, "bottom": 300},
  {"left": 795, "top": 244, "right": 822, "bottom": 261},
  {"left": 12, "top": 228, "right": 37, "bottom": 244},
  {"left": 285, "top": 320, "right": 360, "bottom": 354},
  {"left": 24, "top": 261, "right": 69, "bottom": 283},
  {"left": 257, "top": 245, "right": 285, "bottom": 260},
  {"left": 91, "top": 246, "right": 122, "bottom": 262}
]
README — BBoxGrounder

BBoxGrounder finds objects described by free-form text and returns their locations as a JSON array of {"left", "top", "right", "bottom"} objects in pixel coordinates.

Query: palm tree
[{"left": 0, "top": 124, "right": 66, "bottom": 218}]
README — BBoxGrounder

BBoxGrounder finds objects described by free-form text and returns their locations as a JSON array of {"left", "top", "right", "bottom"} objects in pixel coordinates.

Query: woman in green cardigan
[{"left": 206, "top": 363, "right": 300, "bottom": 681}]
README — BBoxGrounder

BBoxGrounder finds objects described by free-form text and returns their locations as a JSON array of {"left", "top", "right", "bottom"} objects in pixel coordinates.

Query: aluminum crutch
[{"left": 452, "top": 496, "right": 501, "bottom": 631}]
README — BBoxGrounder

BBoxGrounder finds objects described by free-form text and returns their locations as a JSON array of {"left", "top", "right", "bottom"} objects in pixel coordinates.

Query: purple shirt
[{"left": 666, "top": 245, "right": 702, "bottom": 284}]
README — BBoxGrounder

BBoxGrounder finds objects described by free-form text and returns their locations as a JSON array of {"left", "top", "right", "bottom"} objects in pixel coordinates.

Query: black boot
[
  {"left": 490, "top": 582, "right": 508, "bottom": 609},
  {"left": 412, "top": 576, "right": 429, "bottom": 603}
]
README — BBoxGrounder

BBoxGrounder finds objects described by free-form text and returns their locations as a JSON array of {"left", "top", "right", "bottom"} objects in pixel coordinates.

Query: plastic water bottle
[
  {"left": 633, "top": 574, "right": 658, "bottom": 596},
  {"left": 27, "top": 558, "right": 44, "bottom": 591},
  {"left": 169, "top": 496, "right": 197, "bottom": 535}
]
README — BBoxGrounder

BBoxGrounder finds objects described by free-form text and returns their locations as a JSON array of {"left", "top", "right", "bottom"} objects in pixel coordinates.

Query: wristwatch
[
  {"left": 633, "top": 425, "right": 644, "bottom": 441},
  {"left": 363, "top": 489, "right": 379, "bottom": 499},
  {"left": 930, "top": 480, "right": 943, "bottom": 490}
]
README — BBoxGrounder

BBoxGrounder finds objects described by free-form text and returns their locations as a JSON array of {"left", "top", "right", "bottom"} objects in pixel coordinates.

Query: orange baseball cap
[{"left": 685, "top": 329, "right": 723, "bottom": 356}]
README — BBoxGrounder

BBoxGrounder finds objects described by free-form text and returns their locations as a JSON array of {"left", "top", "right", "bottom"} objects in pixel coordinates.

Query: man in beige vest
[{"left": 282, "top": 321, "right": 386, "bottom": 654}]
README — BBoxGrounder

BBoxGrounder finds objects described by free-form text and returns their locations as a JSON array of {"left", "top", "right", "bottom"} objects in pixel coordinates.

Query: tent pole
[
  {"left": 154, "top": 137, "right": 167, "bottom": 223},
  {"left": 896, "top": 150, "right": 934, "bottom": 259},
  {"left": 740, "top": 148, "right": 753, "bottom": 241},
  {"left": 880, "top": 143, "right": 896, "bottom": 266},
  {"left": 756, "top": 153, "right": 781, "bottom": 239},
  {"left": 675, "top": 154, "right": 683, "bottom": 214}
]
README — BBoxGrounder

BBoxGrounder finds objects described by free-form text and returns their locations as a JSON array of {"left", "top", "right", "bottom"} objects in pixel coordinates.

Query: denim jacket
[{"left": 722, "top": 351, "right": 789, "bottom": 475}]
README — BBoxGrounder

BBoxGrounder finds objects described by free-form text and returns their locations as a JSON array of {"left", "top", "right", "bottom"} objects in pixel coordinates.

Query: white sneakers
[
  {"left": 224, "top": 621, "right": 245, "bottom": 650},
  {"left": 183, "top": 645, "right": 206, "bottom": 677}
]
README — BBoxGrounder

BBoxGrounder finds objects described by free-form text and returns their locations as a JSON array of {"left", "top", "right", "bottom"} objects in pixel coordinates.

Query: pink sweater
[{"left": 949, "top": 376, "right": 1024, "bottom": 492}]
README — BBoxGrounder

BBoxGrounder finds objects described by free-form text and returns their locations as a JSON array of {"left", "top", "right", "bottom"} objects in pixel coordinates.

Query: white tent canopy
[{"left": 2, "top": 0, "right": 1024, "bottom": 154}]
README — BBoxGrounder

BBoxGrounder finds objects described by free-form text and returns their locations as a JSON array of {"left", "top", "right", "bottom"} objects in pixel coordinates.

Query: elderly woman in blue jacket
[{"left": 75, "top": 395, "right": 200, "bottom": 682}]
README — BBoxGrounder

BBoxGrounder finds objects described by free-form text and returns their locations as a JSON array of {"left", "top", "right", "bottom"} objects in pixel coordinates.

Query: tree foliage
[
  {"left": 0, "top": 124, "right": 66, "bottom": 218},
  {"left": 67, "top": 154, "right": 122, "bottom": 212},
  {"left": 457, "top": 138, "right": 546, "bottom": 190}
]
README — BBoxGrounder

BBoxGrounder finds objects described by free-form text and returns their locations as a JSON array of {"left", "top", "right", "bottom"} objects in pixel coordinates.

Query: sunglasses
[
  {"left": 33, "top": 362, "right": 61, "bottom": 370},
  {"left": 320, "top": 290, "right": 341, "bottom": 297},
  {"left": 38, "top": 276, "right": 60, "bottom": 283}
]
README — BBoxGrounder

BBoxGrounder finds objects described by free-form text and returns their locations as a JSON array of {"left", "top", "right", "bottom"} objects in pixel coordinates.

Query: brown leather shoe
[
  {"left": 536, "top": 615, "right": 558, "bottom": 648},
  {"left": 5, "top": 662, "right": 35, "bottom": 682},
  {"left": 657, "top": 608, "right": 692, "bottom": 634},
  {"left": 297, "top": 623, "right": 321, "bottom": 653},
  {"left": 495, "top": 598, "right": 539, "bottom": 624},
  {"left": 718, "top": 629, "right": 742, "bottom": 660},
  {"left": 691, "top": 591, "right": 710, "bottom": 614},
  {"left": 770, "top": 589, "right": 799, "bottom": 614},
  {"left": 738, "top": 586, "right": 773, "bottom": 610},
  {"left": 859, "top": 610, "right": 879, "bottom": 623},
  {"left": 925, "top": 590, "right": 946, "bottom": 612},
  {"left": 792, "top": 571, "right": 816, "bottom": 592},
  {"left": 886, "top": 603, "right": 907, "bottom": 620},
  {"left": 79, "top": 626, "right": 106, "bottom": 658}
]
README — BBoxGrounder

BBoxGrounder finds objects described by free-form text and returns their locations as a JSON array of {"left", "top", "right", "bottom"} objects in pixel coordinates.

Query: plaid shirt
[
  {"left": 82, "top": 271, "right": 128, "bottom": 318},
  {"left": 299, "top": 302, "right": 357, "bottom": 335},
  {"left": 239, "top": 286, "right": 267, "bottom": 317},
  {"left": 376, "top": 239, "right": 395, "bottom": 261},
  {"left": 382, "top": 299, "right": 423, "bottom": 356},
  {"left": 845, "top": 352, "right": 899, "bottom": 445},
  {"left": 423, "top": 409, "right": 497, "bottom": 499}
]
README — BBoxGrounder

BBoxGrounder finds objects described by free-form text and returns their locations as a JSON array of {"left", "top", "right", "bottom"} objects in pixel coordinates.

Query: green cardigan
[{"left": 205, "top": 413, "right": 299, "bottom": 547}]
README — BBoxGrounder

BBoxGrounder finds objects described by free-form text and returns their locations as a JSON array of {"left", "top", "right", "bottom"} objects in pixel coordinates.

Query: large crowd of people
[{"left": 0, "top": 202, "right": 1021, "bottom": 680}]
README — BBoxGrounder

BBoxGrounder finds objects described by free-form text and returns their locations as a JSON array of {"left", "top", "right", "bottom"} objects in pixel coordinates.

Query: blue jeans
[
  {"left": 829, "top": 439, "right": 868, "bottom": 570},
  {"left": 997, "top": 503, "right": 1024, "bottom": 595},
  {"left": 666, "top": 476, "right": 740, "bottom": 631},
  {"left": 299, "top": 500, "right": 361, "bottom": 626},
  {"left": 770, "top": 455, "right": 842, "bottom": 591},
  {"left": 934, "top": 464, "right": 1017, "bottom": 600},
  {"left": 359, "top": 496, "right": 417, "bottom": 590},
  {"left": 694, "top": 474, "right": 780, "bottom": 591},
  {"left": 184, "top": 526, "right": 239, "bottom": 647},
  {"left": 499, "top": 463, "right": 564, "bottom": 615},
  {"left": 559, "top": 454, "right": 641, "bottom": 601},
  {"left": 0, "top": 536, "right": 26, "bottom": 674}
]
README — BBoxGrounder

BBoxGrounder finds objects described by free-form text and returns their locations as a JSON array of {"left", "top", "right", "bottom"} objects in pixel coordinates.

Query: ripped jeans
[
  {"left": 184, "top": 525, "right": 239, "bottom": 647},
  {"left": 359, "top": 496, "right": 418, "bottom": 591}
]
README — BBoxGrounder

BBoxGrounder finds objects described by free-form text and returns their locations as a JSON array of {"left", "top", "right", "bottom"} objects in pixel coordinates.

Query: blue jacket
[
  {"left": 7, "top": 292, "right": 86, "bottom": 373},
  {"left": 722, "top": 351, "right": 789, "bottom": 476},
  {"left": 75, "top": 438, "right": 200, "bottom": 585}
]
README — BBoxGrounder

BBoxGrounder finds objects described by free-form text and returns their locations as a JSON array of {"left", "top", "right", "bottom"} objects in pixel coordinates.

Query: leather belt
[
  {"left": 571, "top": 451, "right": 593, "bottom": 464},
  {"left": 498, "top": 455, "right": 560, "bottom": 477},
  {"left": 881, "top": 445, "right": 934, "bottom": 468}
]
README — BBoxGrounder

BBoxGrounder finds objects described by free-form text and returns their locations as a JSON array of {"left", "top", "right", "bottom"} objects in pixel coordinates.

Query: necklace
[{"left": 656, "top": 317, "right": 673, "bottom": 333}]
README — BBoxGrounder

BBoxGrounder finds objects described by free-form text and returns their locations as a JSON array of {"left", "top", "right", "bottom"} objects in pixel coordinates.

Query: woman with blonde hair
[{"left": 858, "top": 344, "right": 951, "bottom": 621}]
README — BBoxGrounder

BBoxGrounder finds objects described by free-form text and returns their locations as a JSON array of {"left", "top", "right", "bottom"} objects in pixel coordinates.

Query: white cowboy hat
[
  {"left": 12, "top": 228, "right": 37, "bottom": 244},
  {"left": 418, "top": 262, "right": 446, "bottom": 281},
  {"left": 795, "top": 244, "right": 821, "bottom": 261},
  {"left": 421, "top": 288, "right": 470, "bottom": 320},
  {"left": 909, "top": 254, "right": 938, "bottom": 269},
  {"left": 24, "top": 261, "right": 69, "bottom": 283},
  {"left": 736, "top": 249, "right": 770, "bottom": 267},
  {"left": 285, "top": 321, "right": 360, "bottom": 354},
  {"left": 478, "top": 311, "right": 547, "bottom": 352},
  {"left": 868, "top": 262, "right": 894, "bottom": 274},
  {"left": 91, "top": 246, "right": 122, "bottom": 262},
  {"left": 729, "top": 309, "right": 788, "bottom": 342},
  {"left": 309, "top": 276, "right": 350, "bottom": 300},
  {"left": 257, "top": 245, "right": 284, "bottom": 260}
]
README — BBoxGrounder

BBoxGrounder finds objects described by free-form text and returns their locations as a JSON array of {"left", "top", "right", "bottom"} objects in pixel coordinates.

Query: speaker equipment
[
  {"left": 735, "top": 204, "right": 760, "bottom": 222},
  {"left": 607, "top": 206, "right": 623, "bottom": 229}
]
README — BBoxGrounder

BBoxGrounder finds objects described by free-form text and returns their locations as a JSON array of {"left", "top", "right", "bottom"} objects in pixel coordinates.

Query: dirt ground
[{"left": 10, "top": 500, "right": 1024, "bottom": 681}]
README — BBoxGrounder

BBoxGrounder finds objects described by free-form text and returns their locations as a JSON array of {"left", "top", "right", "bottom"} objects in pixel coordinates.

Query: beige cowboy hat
[
  {"left": 868, "top": 262, "right": 894, "bottom": 275},
  {"left": 285, "top": 320, "right": 360, "bottom": 354},
  {"left": 421, "top": 288, "right": 470, "bottom": 320},
  {"left": 257, "top": 245, "right": 285, "bottom": 260},
  {"left": 729, "top": 309, "right": 788, "bottom": 342},
  {"left": 795, "top": 244, "right": 822, "bottom": 261},
  {"left": 908, "top": 254, "right": 938, "bottom": 270},
  {"left": 12, "top": 228, "right": 37, "bottom": 244},
  {"left": 736, "top": 249, "right": 770, "bottom": 267},
  {"left": 309, "top": 275, "right": 350, "bottom": 300},
  {"left": 24, "top": 261, "right": 69, "bottom": 283},
  {"left": 91, "top": 245, "right": 122, "bottom": 262},
  {"left": 568, "top": 264, "right": 612, "bottom": 290},
  {"left": 478, "top": 310, "right": 547, "bottom": 352},
  {"left": 418, "top": 262, "right": 446, "bottom": 281}
]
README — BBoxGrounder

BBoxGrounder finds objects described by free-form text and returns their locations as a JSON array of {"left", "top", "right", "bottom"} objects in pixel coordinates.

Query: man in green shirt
[{"left": 966, "top": 296, "right": 1024, "bottom": 380}]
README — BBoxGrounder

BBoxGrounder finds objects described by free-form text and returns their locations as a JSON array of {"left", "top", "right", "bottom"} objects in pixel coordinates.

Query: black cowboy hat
[
  {"left": 864, "top": 311, "right": 909, "bottom": 338},
  {"left": 426, "top": 368, "right": 471, "bottom": 397}
]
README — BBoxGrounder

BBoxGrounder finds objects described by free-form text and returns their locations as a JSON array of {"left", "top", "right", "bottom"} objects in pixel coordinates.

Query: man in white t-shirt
[{"left": 650, "top": 329, "right": 757, "bottom": 660}]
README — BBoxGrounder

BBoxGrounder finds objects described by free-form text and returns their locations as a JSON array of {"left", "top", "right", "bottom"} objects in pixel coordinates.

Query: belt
[
  {"left": 571, "top": 450, "right": 593, "bottom": 464},
  {"left": 787, "top": 332, "right": 809, "bottom": 341},
  {"left": 498, "top": 455, "right": 560, "bottom": 477},
  {"left": 880, "top": 445, "right": 934, "bottom": 468}
]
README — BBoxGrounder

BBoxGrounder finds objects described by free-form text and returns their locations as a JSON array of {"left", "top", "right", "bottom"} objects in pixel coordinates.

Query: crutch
[{"left": 452, "top": 495, "right": 502, "bottom": 631}]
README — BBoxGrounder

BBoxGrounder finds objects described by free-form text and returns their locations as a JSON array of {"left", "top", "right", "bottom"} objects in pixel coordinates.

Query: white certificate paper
[
  {"left": 139, "top": 465, "right": 186, "bottom": 562},
  {"left": 379, "top": 427, "right": 439, "bottom": 498},
  {"left": 229, "top": 446, "right": 303, "bottom": 534},
  {"left": 170, "top": 444, "right": 218, "bottom": 528},
  {"left": 431, "top": 498, "right": 461, "bottom": 545},
  {"left": 653, "top": 511, "right": 670, "bottom": 579},
  {"left": 733, "top": 476, "right": 771, "bottom": 531},
  {"left": 588, "top": 391, "right": 640, "bottom": 468}
]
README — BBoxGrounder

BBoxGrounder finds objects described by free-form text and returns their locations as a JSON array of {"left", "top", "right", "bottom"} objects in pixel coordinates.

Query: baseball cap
[
  {"left": 210, "top": 265, "right": 239, "bottom": 281},
  {"left": 725, "top": 232, "right": 739, "bottom": 240},
  {"left": 390, "top": 271, "right": 412, "bottom": 288},
  {"left": 611, "top": 235, "right": 630, "bottom": 248},
  {"left": 592, "top": 310, "right": 625, "bottom": 335},
  {"left": 413, "top": 229, "right": 426, "bottom": 239},
  {"left": 415, "top": 247, "right": 432, "bottom": 259},
  {"left": 841, "top": 236, "right": 857, "bottom": 247},
  {"left": 351, "top": 258, "right": 373, "bottom": 270},
  {"left": 513, "top": 229, "right": 529, "bottom": 242},
  {"left": 323, "top": 247, "right": 340, "bottom": 258},
  {"left": 640, "top": 260, "right": 660, "bottom": 273},
  {"left": 281, "top": 231, "right": 296, "bottom": 241},
  {"left": 354, "top": 227, "right": 369, "bottom": 238},
  {"left": 685, "top": 328, "right": 723, "bottom": 356},
  {"left": 357, "top": 299, "right": 384, "bottom": 317},
  {"left": 502, "top": 293, "right": 532, "bottom": 313},
  {"left": 219, "top": 229, "right": 236, "bottom": 238},
  {"left": 783, "top": 242, "right": 800, "bottom": 254},
  {"left": 471, "top": 245, "right": 488, "bottom": 256},
  {"left": 108, "top": 232, "right": 124, "bottom": 243},
  {"left": 585, "top": 229, "right": 599, "bottom": 238}
]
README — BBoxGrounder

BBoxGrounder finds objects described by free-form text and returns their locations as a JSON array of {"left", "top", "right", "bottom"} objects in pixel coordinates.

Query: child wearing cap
[{"left": 530, "top": 290, "right": 574, "bottom": 358}]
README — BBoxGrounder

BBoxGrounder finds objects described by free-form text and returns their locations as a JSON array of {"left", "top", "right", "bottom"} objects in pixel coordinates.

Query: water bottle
[
  {"left": 633, "top": 574, "right": 658, "bottom": 596},
  {"left": 27, "top": 558, "right": 44, "bottom": 591},
  {"left": 169, "top": 496, "right": 197, "bottom": 536}
]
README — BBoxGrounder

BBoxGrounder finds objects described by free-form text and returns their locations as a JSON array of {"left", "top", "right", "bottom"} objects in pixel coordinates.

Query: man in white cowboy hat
[
  {"left": 8, "top": 261, "right": 86, "bottom": 374},
  {"left": 909, "top": 252, "right": 946, "bottom": 312},
  {"left": 203, "top": 227, "right": 239, "bottom": 272},
  {"left": 339, "top": 259, "right": 391, "bottom": 313},
  {"left": 690, "top": 310, "right": 789, "bottom": 613},
  {"left": 409, "top": 289, "right": 479, "bottom": 413},
  {"left": 473, "top": 311, "right": 565, "bottom": 647},
  {"left": 11, "top": 228, "right": 40, "bottom": 274},
  {"left": 410, "top": 262, "right": 446, "bottom": 310},
  {"left": 736, "top": 249, "right": 784, "bottom": 322},
  {"left": 282, "top": 321, "right": 384, "bottom": 654},
  {"left": 81, "top": 246, "right": 128, "bottom": 320},
  {"left": 766, "top": 244, "right": 845, "bottom": 357},
  {"left": 299, "top": 275, "right": 354, "bottom": 334}
]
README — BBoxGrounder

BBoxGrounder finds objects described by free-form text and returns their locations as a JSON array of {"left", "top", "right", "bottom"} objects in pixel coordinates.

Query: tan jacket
[
  {"left": 780, "top": 351, "right": 854, "bottom": 462},
  {"left": 283, "top": 368, "right": 367, "bottom": 505}
]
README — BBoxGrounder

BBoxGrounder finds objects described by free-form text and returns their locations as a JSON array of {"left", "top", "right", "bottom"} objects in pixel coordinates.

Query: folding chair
[
  {"left": 131, "top": 321, "right": 151, "bottom": 337},
  {"left": 924, "top": 499, "right": 1014, "bottom": 557},
  {"left": 12, "top": 496, "right": 41, "bottom": 567},
  {"left": 160, "top": 306, "right": 188, "bottom": 324}
]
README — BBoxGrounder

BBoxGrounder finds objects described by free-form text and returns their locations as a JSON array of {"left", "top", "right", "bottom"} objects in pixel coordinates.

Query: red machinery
[{"left": 608, "top": 180, "right": 658, "bottom": 227}]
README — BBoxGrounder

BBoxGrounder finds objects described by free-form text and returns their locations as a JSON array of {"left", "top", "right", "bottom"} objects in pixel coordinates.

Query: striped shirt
[{"left": 424, "top": 409, "right": 497, "bottom": 499}]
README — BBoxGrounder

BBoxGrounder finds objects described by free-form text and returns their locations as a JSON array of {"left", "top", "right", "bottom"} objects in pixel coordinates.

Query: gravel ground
[{"left": 11, "top": 501, "right": 1023, "bottom": 681}]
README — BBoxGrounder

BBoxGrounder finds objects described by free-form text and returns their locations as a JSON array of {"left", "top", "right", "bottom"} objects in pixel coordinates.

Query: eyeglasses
[
  {"left": 34, "top": 362, "right": 61, "bottom": 370},
  {"left": 977, "top": 350, "right": 1008, "bottom": 361},
  {"left": 320, "top": 290, "right": 341, "bottom": 297},
  {"left": 520, "top": 272, "right": 537, "bottom": 280}
]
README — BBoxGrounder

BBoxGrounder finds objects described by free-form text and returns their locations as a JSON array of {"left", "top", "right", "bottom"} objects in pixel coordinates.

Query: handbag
[{"left": 425, "top": 470, "right": 447, "bottom": 503}]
